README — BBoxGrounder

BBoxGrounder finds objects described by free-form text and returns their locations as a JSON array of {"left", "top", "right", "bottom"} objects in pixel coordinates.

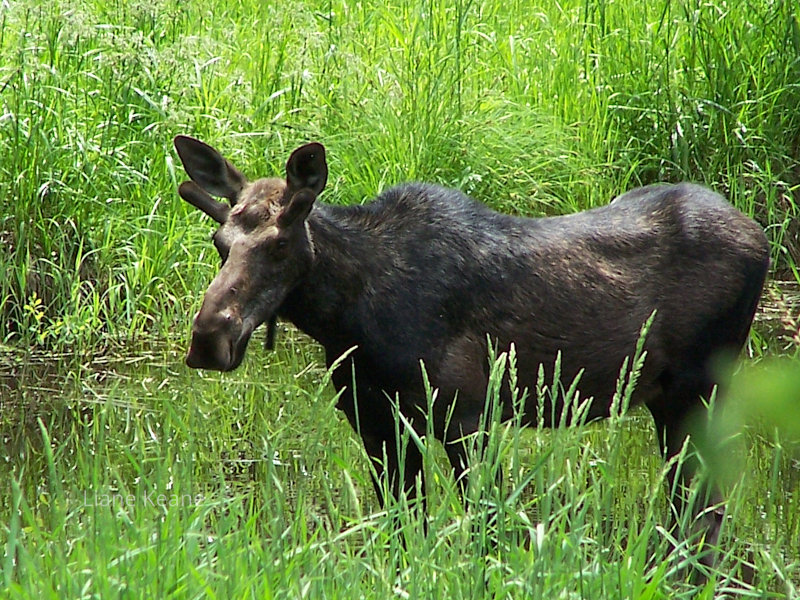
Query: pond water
[
  {"left": 753, "top": 280, "right": 800, "bottom": 353},
  {"left": 0, "top": 327, "right": 365, "bottom": 525}
]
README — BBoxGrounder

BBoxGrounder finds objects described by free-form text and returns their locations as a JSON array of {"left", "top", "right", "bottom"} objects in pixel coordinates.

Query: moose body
[{"left": 173, "top": 136, "right": 769, "bottom": 556}]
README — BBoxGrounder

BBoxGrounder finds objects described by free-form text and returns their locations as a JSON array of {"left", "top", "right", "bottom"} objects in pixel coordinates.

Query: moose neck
[{"left": 277, "top": 203, "right": 375, "bottom": 354}]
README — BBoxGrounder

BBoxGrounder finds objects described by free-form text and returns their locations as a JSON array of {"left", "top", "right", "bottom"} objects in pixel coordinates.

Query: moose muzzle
[{"left": 185, "top": 310, "right": 248, "bottom": 372}]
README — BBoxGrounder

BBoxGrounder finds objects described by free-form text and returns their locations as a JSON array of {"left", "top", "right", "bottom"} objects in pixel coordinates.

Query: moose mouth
[{"left": 185, "top": 320, "right": 256, "bottom": 372}]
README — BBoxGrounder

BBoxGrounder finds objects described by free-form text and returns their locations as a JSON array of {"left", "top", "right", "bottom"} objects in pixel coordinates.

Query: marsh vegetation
[{"left": 2, "top": 0, "right": 800, "bottom": 597}]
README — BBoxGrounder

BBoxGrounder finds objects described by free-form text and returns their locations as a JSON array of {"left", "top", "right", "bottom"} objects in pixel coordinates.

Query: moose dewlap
[{"left": 173, "top": 135, "right": 769, "bottom": 565}]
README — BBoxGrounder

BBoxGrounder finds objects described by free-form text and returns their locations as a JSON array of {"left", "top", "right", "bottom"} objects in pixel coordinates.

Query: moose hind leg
[{"left": 648, "top": 373, "right": 723, "bottom": 568}]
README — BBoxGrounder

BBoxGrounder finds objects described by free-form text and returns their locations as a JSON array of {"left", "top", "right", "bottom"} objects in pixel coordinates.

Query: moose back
[{"left": 173, "top": 135, "right": 769, "bottom": 552}]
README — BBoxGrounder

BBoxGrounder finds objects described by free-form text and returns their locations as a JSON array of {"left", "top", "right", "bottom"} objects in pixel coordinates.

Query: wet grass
[{"left": 2, "top": 334, "right": 800, "bottom": 598}]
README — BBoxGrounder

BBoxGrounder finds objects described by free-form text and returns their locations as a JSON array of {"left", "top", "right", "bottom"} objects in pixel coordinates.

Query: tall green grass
[
  {"left": 1, "top": 0, "right": 798, "bottom": 348},
  {"left": 2, "top": 2, "right": 799, "bottom": 594},
  {"left": 2, "top": 338, "right": 799, "bottom": 597}
]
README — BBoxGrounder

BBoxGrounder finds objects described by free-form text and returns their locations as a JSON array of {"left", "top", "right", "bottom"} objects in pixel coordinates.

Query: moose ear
[
  {"left": 178, "top": 181, "right": 230, "bottom": 224},
  {"left": 277, "top": 189, "right": 316, "bottom": 228},
  {"left": 174, "top": 135, "right": 247, "bottom": 203},
  {"left": 285, "top": 143, "right": 327, "bottom": 196}
]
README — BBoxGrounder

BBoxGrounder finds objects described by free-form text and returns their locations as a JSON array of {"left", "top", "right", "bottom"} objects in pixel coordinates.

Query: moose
[{"left": 173, "top": 135, "right": 769, "bottom": 560}]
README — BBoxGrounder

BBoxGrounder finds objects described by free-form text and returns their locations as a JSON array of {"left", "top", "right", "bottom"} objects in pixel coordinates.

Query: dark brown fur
[{"left": 173, "top": 135, "right": 769, "bottom": 562}]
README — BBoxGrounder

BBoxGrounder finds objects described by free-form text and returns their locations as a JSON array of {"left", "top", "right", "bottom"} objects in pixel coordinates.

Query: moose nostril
[{"left": 193, "top": 310, "right": 236, "bottom": 333}]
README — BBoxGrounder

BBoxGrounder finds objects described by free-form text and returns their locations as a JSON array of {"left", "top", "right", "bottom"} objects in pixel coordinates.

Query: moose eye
[{"left": 268, "top": 237, "right": 290, "bottom": 261}]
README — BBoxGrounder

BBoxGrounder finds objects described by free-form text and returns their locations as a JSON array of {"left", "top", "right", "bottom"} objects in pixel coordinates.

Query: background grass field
[{"left": 2, "top": 0, "right": 800, "bottom": 597}]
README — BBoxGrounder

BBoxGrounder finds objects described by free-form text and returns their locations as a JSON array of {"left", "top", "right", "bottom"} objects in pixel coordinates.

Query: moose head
[{"left": 173, "top": 136, "right": 327, "bottom": 371}]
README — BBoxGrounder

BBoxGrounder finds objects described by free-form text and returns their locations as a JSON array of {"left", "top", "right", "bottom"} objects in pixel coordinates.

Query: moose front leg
[
  {"left": 331, "top": 368, "right": 426, "bottom": 508},
  {"left": 442, "top": 421, "right": 504, "bottom": 503},
  {"left": 359, "top": 430, "right": 425, "bottom": 509}
]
